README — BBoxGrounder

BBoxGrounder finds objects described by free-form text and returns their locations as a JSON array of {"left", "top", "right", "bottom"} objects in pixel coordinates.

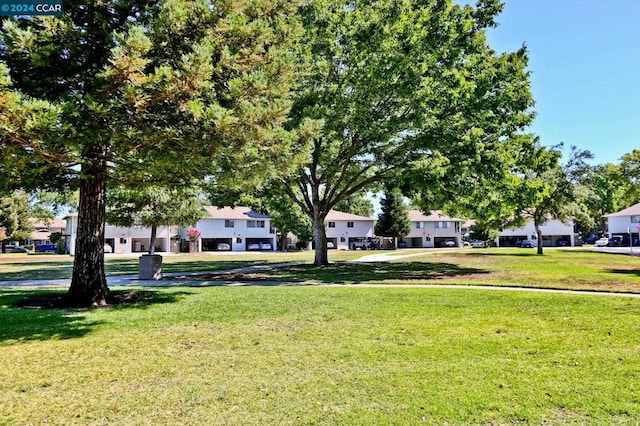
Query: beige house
[
  {"left": 401, "top": 210, "right": 464, "bottom": 248},
  {"left": 28, "top": 217, "right": 66, "bottom": 245}
]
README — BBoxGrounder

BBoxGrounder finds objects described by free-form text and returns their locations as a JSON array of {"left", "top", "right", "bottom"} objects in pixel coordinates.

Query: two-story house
[
  {"left": 28, "top": 217, "right": 66, "bottom": 246},
  {"left": 496, "top": 219, "right": 575, "bottom": 247},
  {"left": 65, "top": 213, "right": 176, "bottom": 255},
  {"left": 188, "top": 206, "right": 276, "bottom": 252},
  {"left": 605, "top": 202, "right": 640, "bottom": 245},
  {"left": 324, "top": 210, "right": 375, "bottom": 250},
  {"left": 402, "top": 210, "right": 464, "bottom": 248}
]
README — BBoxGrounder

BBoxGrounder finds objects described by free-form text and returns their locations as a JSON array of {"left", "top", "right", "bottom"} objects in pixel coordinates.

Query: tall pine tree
[
  {"left": 375, "top": 189, "right": 410, "bottom": 246},
  {"left": 0, "top": 0, "right": 300, "bottom": 305}
]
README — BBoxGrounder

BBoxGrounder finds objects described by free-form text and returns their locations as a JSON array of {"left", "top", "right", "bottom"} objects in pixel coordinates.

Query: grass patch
[
  {"left": 1, "top": 286, "right": 639, "bottom": 424},
  {"left": 0, "top": 250, "right": 365, "bottom": 281},
  {"left": 187, "top": 249, "right": 640, "bottom": 293}
]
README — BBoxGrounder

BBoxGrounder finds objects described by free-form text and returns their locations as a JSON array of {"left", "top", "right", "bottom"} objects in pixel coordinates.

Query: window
[
  {"left": 631, "top": 215, "right": 640, "bottom": 223},
  {"left": 415, "top": 222, "right": 423, "bottom": 229},
  {"left": 347, "top": 221, "right": 354, "bottom": 228},
  {"left": 225, "top": 220, "right": 234, "bottom": 228},
  {"left": 247, "top": 220, "right": 265, "bottom": 228},
  {"left": 435, "top": 221, "right": 450, "bottom": 229},
  {"left": 455, "top": 222, "right": 460, "bottom": 233},
  {"left": 328, "top": 222, "right": 336, "bottom": 228}
]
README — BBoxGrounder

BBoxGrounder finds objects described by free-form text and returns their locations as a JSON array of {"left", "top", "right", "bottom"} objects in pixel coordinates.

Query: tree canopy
[
  {"left": 374, "top": 189, "right": 410, "bottom": 240},
  {"left": 0, "top": 0, "right": 301, "bottom": 305},
  {"left": 106, "top": 183, "right": 205, "bottom": 255},
  {"left": 280, "top": 0, "right": 534, "bottom": 265}
]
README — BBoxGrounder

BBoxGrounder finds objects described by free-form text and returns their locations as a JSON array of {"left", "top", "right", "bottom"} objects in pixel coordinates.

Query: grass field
[
  {"left": 1, "top": 248, "right": 640, "bottom": 424},
  {"left": 164, "top": 249, "right": 640, "bottom": 293}
]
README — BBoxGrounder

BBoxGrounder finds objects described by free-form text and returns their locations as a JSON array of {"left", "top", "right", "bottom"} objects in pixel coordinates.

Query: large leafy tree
[
  {"left": 506, "top": 145, "right": 593, "bottom": 255},
  {"left": 106, "top": 183, "right": 205, "bottom": 255},
  {"left": 280, "top": 0, "right": 534, "bottom": 265},
  {"left": 0, "top": 0, "right": 299, "bottom": 305}
]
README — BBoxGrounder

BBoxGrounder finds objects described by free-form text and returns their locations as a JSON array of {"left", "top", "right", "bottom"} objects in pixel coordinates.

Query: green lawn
[
  {"left": 168, "top": 249, "right": 640, "bottom": 293},
  {"left": 1, "top": 286, "right": 639, "bottom": 424},
  {"left": 2, "top": 249, "right": 640, "bottom": 424},
  {"left": 0, "top": 250, "right": 365, "bottom": 281}
]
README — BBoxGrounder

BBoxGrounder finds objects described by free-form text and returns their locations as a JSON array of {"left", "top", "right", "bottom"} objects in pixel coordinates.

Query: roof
[
  {"left": 29, "top": 217, "right": 66, "bottom": 230},
  {"left": 407, "top": 209, "right": 464, "bottom": 222},
  {"left": 202, "top": 206, "right": 270, "bottom": 220},
  {"left": 606, "top": 202, "right": 640, "bottom": 218},
  {"left": 325, "top": 209, "right": 374, "bottom": 221}
]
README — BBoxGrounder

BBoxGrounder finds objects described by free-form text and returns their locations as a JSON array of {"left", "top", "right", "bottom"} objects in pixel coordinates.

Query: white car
[
  {"left": 216, "top": 242, "right": 231, "bottom": 251},
  {"left": 595, "top": 237, "right": 609, "bottom": 247},
  {"left": 247, "top": 243, "right": 261, "bottom": 251}
]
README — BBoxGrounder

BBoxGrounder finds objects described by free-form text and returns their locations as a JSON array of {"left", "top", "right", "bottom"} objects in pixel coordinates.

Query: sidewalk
[{"left": 0, "top": 262, "right": 302, "bottom": 289}]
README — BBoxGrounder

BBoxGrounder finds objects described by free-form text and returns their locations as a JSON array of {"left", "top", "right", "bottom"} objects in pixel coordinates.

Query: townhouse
[
  {"left": 401, "top": 210, "right": 464, "bottom": 248},
  {"left": 495, "top": 219, "right": 576, "bottom": 247},
  {"left": 605, "top": 202, "right": 640, "bottom": 245},
  {"left": 187, "top": 206, "right": 276, "bottom": 252},
  {"left": 324, "top": 210, "right": 375, "bottom": 250}
]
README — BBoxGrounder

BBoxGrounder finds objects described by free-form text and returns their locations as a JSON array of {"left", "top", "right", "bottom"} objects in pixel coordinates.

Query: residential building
[
  {"left": 28, "top": 217, "right": 66, "bottom": 245},
  {"left": 187, "top": 206, "right": 276, "bottom": 252},
  {"left": 401, "top": 210, "right": 464, "bottom": 248},
  {"left": 324, "top": 210, "right": 375, "bottom": 250},
  {"left": 605, "top": 202, "right": 640, "bottom": 245},
  {"left": 496, "top": 219, "right": 575, "bottom": 247},
  {"left": 64, "top": 213, "right": 176, "bottom": 255}
]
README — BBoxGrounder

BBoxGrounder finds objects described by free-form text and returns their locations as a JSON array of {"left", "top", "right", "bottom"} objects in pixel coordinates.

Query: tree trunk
[
  {"left": 149, "top": 224, "right": 157, "bottom": 255},
  {"left": 536, "top": 224, "right": 543, "bottom": 255},
  {"left": 66, "top": 157, "right": 110, "bottom": 306},
  {"left": 313, "top": 209, "right": 328, "bottom": 266}
]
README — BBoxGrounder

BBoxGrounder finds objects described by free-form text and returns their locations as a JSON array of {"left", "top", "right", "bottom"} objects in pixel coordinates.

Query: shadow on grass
[
  {"left": 0, "top": 261, "right": 74, "bottom": 281},
  {"left": 167, "top": 261, "right": 489, "bottom": 284},
  {"left": 460, "top": 251, "right": 540, "bottom": 258},
  {"left": 0, "top": 289, "right": 190, "bottom": 343},
  {"left": 606, "top": 269, "right": 640, "bottom": 278}
]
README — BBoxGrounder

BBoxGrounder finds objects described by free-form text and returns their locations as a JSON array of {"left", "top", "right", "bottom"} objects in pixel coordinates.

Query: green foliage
[
  {"left": 374, "top": 189, "right": 410, "bottom": 238},
  {"left": 281, "top": 0, "right": 534, "bottom": 264},
  {"left": 468, "top": 221, "right": 499, "bottom": 243},
  {"left": 0, "top": 191, "right": 33, "bottom": 243},
  {"left": 333, "top": 191, "right": 374, "bottom": 218},
  {"left": 506, "top": 145, "right": 593, "bottom": 254},
  {"left": 0, "top": 0, "right": 302, "bottom": 302},
  {"left": 106, "top": 184, "right": 204, "bottom": 229},
  {"left": 617, "top": 149, "right": 640, "bottom": 207}
]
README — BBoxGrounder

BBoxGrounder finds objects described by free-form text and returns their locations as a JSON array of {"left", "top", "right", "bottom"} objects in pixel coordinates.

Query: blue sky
[{"left": 482, "top": 0, "right": 640, "bottom": 164}]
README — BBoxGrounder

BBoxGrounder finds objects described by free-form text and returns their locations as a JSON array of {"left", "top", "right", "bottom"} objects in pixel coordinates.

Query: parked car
[
  {"left": 440, "top": 240, "right": 456, "bottom": 247},
  {"left": 350, "top": 238, "right": 375, "bottom": 250},
  {"left": 519, "top": 240, "right": 536, "bottom": 248},
  {"left": 398, "top": 240, "right": 408, "bottom": 248},
  {"left": 4, "top": 245, "right": 29, "bottom": 253},
  {"left": 557, "top": 239, "right": 569, "bottom": 247},
  {"left": 247, "top": 243, "right": 261, "bottom": 250},
  {"left": 595, "top": 237, "right": 609, "bottom": 247},
  {"left": 327, "top": 241, "right": 335, "bottom": 249},
  {"left": 104, "top": 243, "right": 113, "bottom": 253},
  {"left": 216, "top": 242, "right": 231, "bottom": 251},
  {"left": 35, "top": 243, "right": 57, "bottom": 252},
  {"left": 608, "top": 236, "right": 623, "bottom": 247},
  {"left": 259, "top": 242, "right": 272, "bottom": 250},
  {"left": 584, "top": 236, "right": 597, "bottom": 245},
  {"left": 469, "top": 240, "right": 487, "bottom": 248}
]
